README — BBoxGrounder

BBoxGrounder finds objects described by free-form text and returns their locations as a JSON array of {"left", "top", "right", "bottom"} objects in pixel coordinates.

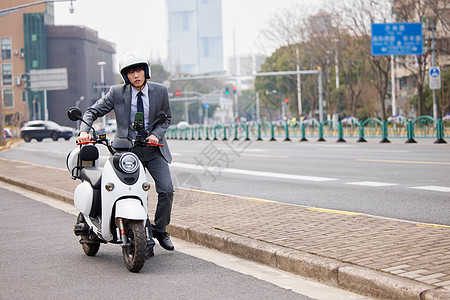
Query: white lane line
[
  {"left": 410, "top": 186, "right": 450, "bottom": 193},
  {"left": 319, "top": 148, "right": 409, "bottom": 153},
  {"left": 171, "top": 162, "right": 338, "bottom": 182},
  {"left": 345, "top": 181, "right": 399, "bottom": 187}
]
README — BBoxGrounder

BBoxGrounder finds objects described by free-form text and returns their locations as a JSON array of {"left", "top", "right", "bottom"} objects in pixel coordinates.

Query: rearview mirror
[
  {"left": 68, "top": 107, "right": 83, "bottom": 121},
  {"left": 156, "top": 111, "right": 167, "bottom": 124}
]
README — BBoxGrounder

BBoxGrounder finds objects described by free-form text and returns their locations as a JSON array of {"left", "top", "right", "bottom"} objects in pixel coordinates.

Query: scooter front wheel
[{"left": 122, "top": 220, "right": 146, "bottom": 272}]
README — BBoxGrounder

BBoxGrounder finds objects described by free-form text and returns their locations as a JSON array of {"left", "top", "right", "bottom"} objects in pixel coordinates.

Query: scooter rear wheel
[
  {"left": 77, "top": 213, "right": 101, "bottom": 256},
  {"left": 122, "top": 220, "right": 146, "bottom": 272},
  {"left": 82, "top": 242, "right": 100, "bottom": 256}
]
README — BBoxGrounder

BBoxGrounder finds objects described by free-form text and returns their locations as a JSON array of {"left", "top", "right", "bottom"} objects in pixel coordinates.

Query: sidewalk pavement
[{"left": 0, "top": 155, "right": 448, "bottom": 300}]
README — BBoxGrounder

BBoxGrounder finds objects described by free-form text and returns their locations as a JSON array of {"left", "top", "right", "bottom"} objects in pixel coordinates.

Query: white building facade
[{"left": 167, "top": 0, "right": 223, "bottom": 75}]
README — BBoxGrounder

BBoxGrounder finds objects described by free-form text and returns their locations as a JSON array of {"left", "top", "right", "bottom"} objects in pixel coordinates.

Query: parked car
[
  {"left": 20, "top": 120, "right": 74, "bottom": 142},
  {"left": 105, "top": 119, "right": 117, "bottom": 133},
  {"left": 177, "top": 121, "right": 190, "bottom": 129},
  {"left": 3, "top": 128, "right": 13, "bottom": 140}
]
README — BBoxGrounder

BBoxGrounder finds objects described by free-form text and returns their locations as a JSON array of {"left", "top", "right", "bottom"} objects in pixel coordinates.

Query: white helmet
[{"left": 119, "top": 51, "right": 151, "bottom": 84}]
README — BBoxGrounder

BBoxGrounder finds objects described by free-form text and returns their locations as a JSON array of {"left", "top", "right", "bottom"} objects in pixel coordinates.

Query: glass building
[{"left": 167, "top": 0, "right": 223, "bottom": 75}]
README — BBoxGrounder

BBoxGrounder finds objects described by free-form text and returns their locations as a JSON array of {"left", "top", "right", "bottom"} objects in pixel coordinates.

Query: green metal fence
[{"left": 166, "top": 116, "right": 447, "bottom": 144}]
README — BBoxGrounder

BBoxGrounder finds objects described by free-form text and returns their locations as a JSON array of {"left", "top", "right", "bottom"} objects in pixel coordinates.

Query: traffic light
[
  {"left": 232, "top": 86, "right": 237, "bottom": 94},
  {"left": 225, "top": 87, "right": 229, "bottom": 95},
  {"left": 284, "top": 98, "right": 289, "bottom": 104}
]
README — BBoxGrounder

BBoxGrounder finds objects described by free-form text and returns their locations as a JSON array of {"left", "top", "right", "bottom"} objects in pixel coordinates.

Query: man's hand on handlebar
[
  {"left": 146, "top": 134, "right": 159, "bottom": 146},
  {"left": 77, "top": 131, "right": 92, "bottom": 143}
]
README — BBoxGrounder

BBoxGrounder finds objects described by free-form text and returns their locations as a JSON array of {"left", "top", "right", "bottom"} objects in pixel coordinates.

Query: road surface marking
[
  {"left": 176, "top": 187, "right": 278, "bottom": 203},
  {"left": 172, "top": 162, "right": 338, "bottom": 182},
  {"left": 306, "top": 207, "right": 364, "bottom": 216},
  {"left": 238, "top": 196, "right": 278, "bottom": 203},
  {"left": 346, "top": 181, "right": 399, "bottom": 187},
  {"left": 356, "top": 158, "right": 450, "bottom": 165},
  {"left": 240, "top": 153, "right": 289, "bottom": 158},
  {"left": 319, "top": 148, "right": 409, "bottom": 153},
  {"left": 416, "top": 223, "right": 450, "bottom": 229},
  {"left": 410, "top": 186, "right": 450, "bottom": 193}
]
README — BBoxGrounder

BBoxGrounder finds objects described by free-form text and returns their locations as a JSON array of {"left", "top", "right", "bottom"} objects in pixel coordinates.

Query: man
[{"left": 77, "top": 51, "right": 174, "bottom": 258}]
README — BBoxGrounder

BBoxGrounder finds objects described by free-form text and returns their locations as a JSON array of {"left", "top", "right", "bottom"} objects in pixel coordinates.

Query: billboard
[{"left": 29, "top": 68, "right": 68, "bottom": 91}]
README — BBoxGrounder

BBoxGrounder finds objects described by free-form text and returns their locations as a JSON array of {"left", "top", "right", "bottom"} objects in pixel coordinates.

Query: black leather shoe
[
  {"left": 153, "top": 231, "right": 174, "bottom": 251},
  {"left": 145, "top": 244, "right": 154, "bottom": 259}
]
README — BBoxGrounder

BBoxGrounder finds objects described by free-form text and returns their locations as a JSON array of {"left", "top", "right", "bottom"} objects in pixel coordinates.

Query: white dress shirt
[{"left": 130, "top": 83, "right": 150, "bottom": 132}]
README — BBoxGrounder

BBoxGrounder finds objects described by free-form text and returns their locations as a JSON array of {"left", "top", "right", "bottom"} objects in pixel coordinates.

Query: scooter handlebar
[
  {"left": 76, "top": 140, "right": 96, "bottom": 145},
  {"left": 77, "top": 139, "right": 163, "bottom": 148},
  {"left": 147, "top": 142, "right": 164, "bottom": 147}
]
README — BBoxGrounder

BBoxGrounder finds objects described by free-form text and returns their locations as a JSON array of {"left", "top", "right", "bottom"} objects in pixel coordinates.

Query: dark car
[{"left": 20, "top": 120, "right": 74, "bottom": 142}]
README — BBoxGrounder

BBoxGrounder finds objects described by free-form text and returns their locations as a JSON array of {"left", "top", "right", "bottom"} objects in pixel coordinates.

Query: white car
[
  {"left": 177, "top": 121, "right": 190, "bottom": 129},
  {"left": 3, "top": 128, "right": 13, "bottom": 140}
]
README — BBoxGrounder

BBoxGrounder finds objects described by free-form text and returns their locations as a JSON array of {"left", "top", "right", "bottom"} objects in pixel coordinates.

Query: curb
[
  {"left": 1, "top": 172, "right": 449, "bottom": 300},
  {"left": 167, "top": 222, "right": 449, "bottom": 300},
  {"left": 0, "top": 139, "right": 20, "bottom": 151}
]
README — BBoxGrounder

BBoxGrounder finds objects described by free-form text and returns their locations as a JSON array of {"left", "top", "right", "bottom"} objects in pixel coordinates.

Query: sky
[{"left": 54, "top": 0, "right": 324, "bottom": 71}]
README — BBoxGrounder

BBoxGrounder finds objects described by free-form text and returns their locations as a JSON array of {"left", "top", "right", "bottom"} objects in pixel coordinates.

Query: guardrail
[{"left": 167, "top": 116, "right": 448, "bottom": 144}]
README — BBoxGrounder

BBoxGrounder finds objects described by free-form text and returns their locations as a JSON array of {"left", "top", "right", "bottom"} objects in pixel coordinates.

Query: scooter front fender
[{"left": 115, "top": 199, "right": 147, "bottom": 220}]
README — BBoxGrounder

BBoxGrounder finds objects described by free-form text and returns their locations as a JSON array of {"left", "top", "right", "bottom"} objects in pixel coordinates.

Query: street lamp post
[
  {"left": 296, "top": 47, "right": 302, "bottom": 119},
  {"left": 98, "top": 61, "right": 106, "bottom": 95},
  {"left": 255, "top": 92, "right": 261, "bottom": 123},
  {"left": 75, "top": 96, "right": 85, "bottom": 129},
  {"left": 428, "top": 20, "right": 438, "bottom": 120},
  {"left": 97, "top": 61, "right": 107, "bottom": 128},
  {"left": 0, "top": 0, "right": 76, "bottom": 17}
]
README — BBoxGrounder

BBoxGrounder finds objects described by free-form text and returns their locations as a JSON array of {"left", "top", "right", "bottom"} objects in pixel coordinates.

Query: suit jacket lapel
[
  {"left": 123, "top": 86, "right": 132, "bottom": 138},
  {"left": 124, "top": 86, "right": 132, "bottom": 121}
]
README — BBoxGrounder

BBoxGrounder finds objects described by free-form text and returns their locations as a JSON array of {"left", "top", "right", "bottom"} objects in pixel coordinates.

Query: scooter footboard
[{"left": 115, "top": 199, "right": 147, "bottom": 220}]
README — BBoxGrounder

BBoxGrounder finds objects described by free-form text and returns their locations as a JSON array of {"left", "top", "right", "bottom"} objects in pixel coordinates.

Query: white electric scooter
[{"left": 66, "top": 107, "right": 165, "bottom": 272}]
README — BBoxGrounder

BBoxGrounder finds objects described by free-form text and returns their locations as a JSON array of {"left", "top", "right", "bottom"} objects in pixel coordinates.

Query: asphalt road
[
  {"left": 0, "top": 184, "right": 314, "bottom": 299},
  {"left": 1, "top": 138, "right": 449, "bottom": 225}
]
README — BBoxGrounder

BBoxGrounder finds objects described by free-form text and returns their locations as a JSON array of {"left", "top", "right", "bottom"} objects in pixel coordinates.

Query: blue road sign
[
  {"left": 371, "top": 23, "right": 423, "bottom": 56},
  {"left": 429, "top": 67, "right": 441, "bottom": 89},
  {"left": 204, "top": 103, "right": 210, "bottom": 109},
  {"left": 430, "top": 67, "right": 440, "bottom": 78}
]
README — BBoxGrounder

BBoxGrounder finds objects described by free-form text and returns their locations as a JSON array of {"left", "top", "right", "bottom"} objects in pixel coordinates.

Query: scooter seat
[{"left": 80, "top": 166, "right": 103, "bottom": 189}]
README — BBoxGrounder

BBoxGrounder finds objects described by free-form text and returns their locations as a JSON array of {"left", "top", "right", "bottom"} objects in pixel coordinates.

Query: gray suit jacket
[{"left": 80, "top": 82, "right": 172, "bottom": 163}]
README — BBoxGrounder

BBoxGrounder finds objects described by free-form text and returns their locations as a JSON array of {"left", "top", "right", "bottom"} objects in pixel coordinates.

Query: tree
[
  {"left": 426, "top": 0, "right": 450, "bottom": 40},
  {"left": 337, "top": 34, "right": 372, "bottom": 117},
  {"left": 338, "top": 0, "right": 394, "bottom": 120},
  {"left": 440, "top": 67, "right": 450, "bottom": 116},
  {"left": 392, "top": 0, "right": 433, "bottom": 116},
  {"left": 150, "top": 64, "right": 170, "bottom": 84},
  {"left": 237, "top": 90, "right": 260, "bottom": 121},
  {"left": 168, "top": 75, "right": 225, "bottom": 124},
  {"left": 303, "top": 11, "right": 341, "bottom": 117},
  {"left": 255, "top": 43, "right": 325, "bottom": 121},
  {"left": 255, "top": 48, "right": 296, "bottom": 121},
  {"left": 257, "top": 4, "right": 310, "bottom": 56}
]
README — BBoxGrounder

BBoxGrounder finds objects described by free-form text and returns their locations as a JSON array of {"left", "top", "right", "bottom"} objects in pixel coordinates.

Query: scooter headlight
[{"left": 119, "top": 153, "right": 139, "bottom": 173}]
